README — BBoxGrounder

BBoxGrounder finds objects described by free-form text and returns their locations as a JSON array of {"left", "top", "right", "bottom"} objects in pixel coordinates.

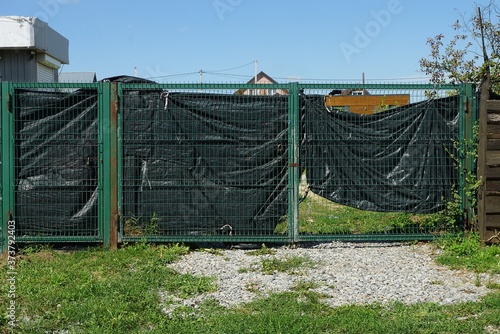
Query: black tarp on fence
[
  {"left": 121, "top": 90, "right": 289, "bottom": 235},
  {"left": 12, "top": 84, "right": 461, "bottom": 237},
  {"left": 15, "top": 89, "right": 99, "bottom": 236},
  {"left": 302, "top": 94, "right": 460, "bottom": 213}
]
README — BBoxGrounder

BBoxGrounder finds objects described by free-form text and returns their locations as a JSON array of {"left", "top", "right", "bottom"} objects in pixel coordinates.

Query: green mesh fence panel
[
  {"left": 12, "top": 83, "right": 100, "bottom": 241},
  {"left": 120, "top": 84, "right": 290, "bottom": 241},
  {"left": 295, "top": 83, "right": 466, "bottom": 241}
]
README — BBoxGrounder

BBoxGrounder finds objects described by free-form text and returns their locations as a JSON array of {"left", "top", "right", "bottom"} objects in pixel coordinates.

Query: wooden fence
[{"left": 478, "top": 99, "right": 500, "bottom": 243}]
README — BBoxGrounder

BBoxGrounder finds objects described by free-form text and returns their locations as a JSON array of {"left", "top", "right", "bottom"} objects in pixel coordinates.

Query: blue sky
[{"left": 0, "top": 0, "right": 490, "bottom": 82}]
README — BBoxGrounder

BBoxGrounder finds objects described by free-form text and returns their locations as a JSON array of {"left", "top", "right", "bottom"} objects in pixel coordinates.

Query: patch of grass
[
  {"left": 260, "top": 255, "right": 318, "bottom": 275},
  {"left": 291, "top": 280, "right": 321, "bottom": 293},
  {"left": 17, "top": 244, "right": 53, "bottom": 256},
  {"left": 435, "top": 233, "right": 500, "bottom": 273},
  {"left": 237, "top": 267, "right": 249, "bottom": 274},
  {"left": 275, "top": 190, "right": 455, "bottom": 235},
  {"left": 430, "top": 280, "right": 444, "bottom": 285},
  {"left": 245, "top": 244, "right": 276, "bottom": 256},
  {"left": 244, "top": 282, "right": 262, "bottom": 294},
  {"left": 0, "top": 243, "right": 190, "bottom": 333},
  {"left": 486, "top": 282, "right": 500, "bottom": 290},
  {"left": 164, "top": 272, "right": 217, "bottom": 299}
]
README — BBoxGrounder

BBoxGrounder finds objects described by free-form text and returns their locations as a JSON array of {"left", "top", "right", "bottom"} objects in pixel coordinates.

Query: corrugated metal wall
[
  {"left": 0, "top": 50, "right": 58, "bottom": 82},
  {"left": 0, "top": 50, "right": 37, "bottom": 82}
]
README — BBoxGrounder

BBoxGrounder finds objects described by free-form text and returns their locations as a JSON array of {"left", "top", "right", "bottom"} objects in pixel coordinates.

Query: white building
[{"left": 0, "top": 16, "right": 69, "bottom": 82}]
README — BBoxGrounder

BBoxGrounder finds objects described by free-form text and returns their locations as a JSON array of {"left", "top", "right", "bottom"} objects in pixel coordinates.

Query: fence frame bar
[
  {"left": 288, "top": 82, "right": 300, "bottom": 242},
  {"left": 1, "top": 82, "right": 14, "bottom": 253},
  {"left": 100, "top": 82, "right": 119, "bottom": 249}
]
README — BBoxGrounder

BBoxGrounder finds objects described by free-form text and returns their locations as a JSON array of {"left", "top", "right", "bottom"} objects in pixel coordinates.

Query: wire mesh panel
[
  {"left": 13, "top": 83, "right": 100, "bottom": 240},
  {"left": 296, "top": 83, "right": 465, "bottom": 241},
  {"left": 120, "top": 84, "right": 290, "bottom": 241}
]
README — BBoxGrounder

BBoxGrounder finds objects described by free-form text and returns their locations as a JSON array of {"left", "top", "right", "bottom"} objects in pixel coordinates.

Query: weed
[
  {"left": 200, "top": 248, "right": 224, "bottom": 256},
  {"left": 18, "top": 244, "right": 52, "bottom": 255},
  {"left": 445, "top": 123, "right": 482, "bottom": 228},
  {"left": 475, "top": 272, "right": 482, "bottom": 287},
  {"left": 246, "top": 244, "right": 276, "bottom": 256},
  {"left": 164, "top": 272, "right": 217, "bottom": 299},
  {"left": 291, "top": 280, "right": 321, "bottom": 293},
  {"left": 123, "top": 212, "right": 160, "bottom": 236},
  {"left": 260, "top": 255, "right": 318, "bottom": 275},
  {"left": 438, "top": 233, "right": 481, "bottom": 257},
  {"left": 237, "top": 267, "right": 249, "bottom": 274},
  {"left": 244, "top": 282, "right": 262, "bottom": 294},
  {"left": 486, "top": 282, "right": 500, "bottom": 290}
]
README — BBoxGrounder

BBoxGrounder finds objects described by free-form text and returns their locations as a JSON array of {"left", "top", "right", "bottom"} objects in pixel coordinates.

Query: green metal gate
[
  {"left": 117, "top": 83, "right": 294, "bottom": 244},
  {"left": 3, "top": 82, "right": 103, "bottom": 246},
  {"left": 295, "top": 83, "right": 476, "bottom": 242},
  {"left": 0, "top": 81, "right": 477, "bottom": 252}
]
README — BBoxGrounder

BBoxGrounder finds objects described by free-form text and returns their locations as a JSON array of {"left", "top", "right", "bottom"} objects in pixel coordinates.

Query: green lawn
[{"left": 1, "top": 237, "right": 499, "bottom": 334}]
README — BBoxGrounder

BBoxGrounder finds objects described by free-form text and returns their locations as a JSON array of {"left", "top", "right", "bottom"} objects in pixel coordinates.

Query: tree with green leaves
[{"left": 419, "top": 1, "right": 499, "bottom": 94}]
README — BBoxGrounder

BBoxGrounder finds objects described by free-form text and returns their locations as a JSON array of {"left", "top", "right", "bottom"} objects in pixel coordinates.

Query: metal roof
[
  {"left": 59, "top": 72, "right": 97, "bottom": 83},
  {"left": 0, "top": 16, "right": 69, "bottom": 64}
]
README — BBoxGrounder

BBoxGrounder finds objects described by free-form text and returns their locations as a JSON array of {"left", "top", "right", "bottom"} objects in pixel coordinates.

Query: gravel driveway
[{"left": 161, "top": 242, "right": 500, "bottom": 314}]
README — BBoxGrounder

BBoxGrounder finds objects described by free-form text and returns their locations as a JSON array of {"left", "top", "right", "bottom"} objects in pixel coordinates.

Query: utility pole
[
  {"left": 254, "top": 60, "right": 258, "bottom": 95},
  {"left": 254, "top": 60, "right": 258, "bottom": 83},
  {"left": 199, "top": 70, "right": 203, "bottom": 92}
]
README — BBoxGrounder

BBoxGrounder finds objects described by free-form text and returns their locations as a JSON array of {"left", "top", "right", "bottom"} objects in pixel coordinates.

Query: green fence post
[
  {"left": 0, "top": 81, "right": 3, "bottom": 253},
  {"left": 116, "top": 82, "right": 123, "bottom": 243},
  {"left": 99, "top": 82, "right": 108, "bottom": 247},
  {"left": 100, "top": 82, "right": 119, "bottom": 249},
  {"left": 288, "top": 82, "right": 300, "bottom": 242},
  {"left": 1, "top": 82, "right": 14, "bottom": 253},
  {"left": 109, "top": 83, "right": 119, "bottom": 248}
]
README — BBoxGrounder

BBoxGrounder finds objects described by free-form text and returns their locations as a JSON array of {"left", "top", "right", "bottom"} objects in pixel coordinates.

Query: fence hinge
[
  {"left": 464, "top": 96, "right": 470, "bottom": 114},
  {"left": 114, "top": 94, "right": 120, "bottom": 113},
  {"left": 7, "top": 94, "right": 12, "bottom": 112}
]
